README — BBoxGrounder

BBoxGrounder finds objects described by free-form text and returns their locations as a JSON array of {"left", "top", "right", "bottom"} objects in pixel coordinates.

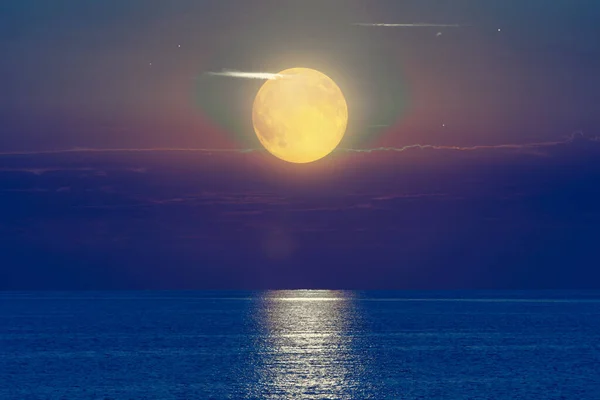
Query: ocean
[{"left": 2, "top": 291, "right": 600, "bottom": 399}]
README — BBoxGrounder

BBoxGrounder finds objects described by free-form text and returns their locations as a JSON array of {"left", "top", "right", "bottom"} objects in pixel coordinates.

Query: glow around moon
[{"left": 252, "top": 68, "right": 348, "bottom": 163}]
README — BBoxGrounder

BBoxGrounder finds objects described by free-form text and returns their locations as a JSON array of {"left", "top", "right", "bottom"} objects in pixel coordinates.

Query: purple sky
[{"left": 1, "top": 0, "right": 600, "bottom": 289}]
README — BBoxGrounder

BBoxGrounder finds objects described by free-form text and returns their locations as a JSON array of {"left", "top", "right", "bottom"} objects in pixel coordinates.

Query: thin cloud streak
[
  {"left": 340, "top": 132, "right": 595, "bottom": 153},
  {"left": 0, "top": 148, "right": 257, "bottom": 156},
  {"left": 353, "top": 23, "right": 462, "bottom": 28},
  {"left": 0, "top": 167, "right": 97, "bottom": 175},
  {"left": 205, "top": 69, "right": 285, "bottom": 80},
  {"left": 0, "top": 133, "right": 594, "bottom": 157},
  {"left": 0, "top": 167, "right": 147, "bottom": 175}
]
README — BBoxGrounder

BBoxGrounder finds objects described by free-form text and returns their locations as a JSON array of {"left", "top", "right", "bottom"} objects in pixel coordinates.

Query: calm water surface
[{"left": 2, "top": 291, "right": 600, "bottom": 399}]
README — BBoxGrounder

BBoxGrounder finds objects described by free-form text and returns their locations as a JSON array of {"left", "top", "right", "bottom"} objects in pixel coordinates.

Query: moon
[{"left": 252, "top": 68, "right": 348, "bottom": 164}]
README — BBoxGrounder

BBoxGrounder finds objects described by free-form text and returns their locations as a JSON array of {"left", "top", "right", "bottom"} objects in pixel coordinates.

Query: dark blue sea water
[{"left": 2, "top": 291, "right": 600, "bottom": 399}]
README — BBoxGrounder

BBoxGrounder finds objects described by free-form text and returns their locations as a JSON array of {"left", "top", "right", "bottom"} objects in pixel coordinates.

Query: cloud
[
  {"left": 0, "top": 132, "right": 595, "bottom": 159},
  {"left": 146, "top": 192, "right": 288, "bottom": 207},
  {"left": 353, "top": 23, "right": 462, "bottom": 28},
  {"left": 0, "top": 167, "right": 97, "bottom": 175},
  {"left": 340, "top": 132, "right": 596, "bottom": 154},
  {"left": 371, "top": 193, "right": 448, "bottom": 201},
  {"left": 205, "top": 69, "right": 286, "bottom": 80},
  {"left": 0, "top": 166, "right": 148, "bottom": 175},
  {"left": 1, "top": 188, "right": 49, "bottom": 193},
  {"left": 0, "top": 148, "right": 256, "bottom": 157}
]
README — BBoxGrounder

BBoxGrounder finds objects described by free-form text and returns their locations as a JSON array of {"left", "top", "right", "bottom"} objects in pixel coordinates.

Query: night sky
[{"left": 1, "top": 0, "right": 600, "bottom": 289}]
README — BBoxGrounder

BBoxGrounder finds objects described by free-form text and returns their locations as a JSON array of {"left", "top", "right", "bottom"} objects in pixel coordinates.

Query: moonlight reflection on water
[{"left": 248, "top": 290, "right": 370, "bottom": 399}]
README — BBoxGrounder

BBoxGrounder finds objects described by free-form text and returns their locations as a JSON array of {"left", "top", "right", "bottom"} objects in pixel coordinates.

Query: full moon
[{"left": 252, "top": 68, "right": 348, "bottom": 163}]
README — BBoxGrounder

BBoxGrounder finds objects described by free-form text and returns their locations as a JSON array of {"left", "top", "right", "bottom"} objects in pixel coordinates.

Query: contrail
[
  {"left": 353, "top": 23, "right": 462, "bottom": 28},
  {"left": 205, "top": 69, "right": 285, "bottom": 80}
]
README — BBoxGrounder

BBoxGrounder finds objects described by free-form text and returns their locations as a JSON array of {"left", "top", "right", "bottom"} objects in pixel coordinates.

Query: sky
[{"left": 1, "top": 0, "right": 600, "bottom": 289}]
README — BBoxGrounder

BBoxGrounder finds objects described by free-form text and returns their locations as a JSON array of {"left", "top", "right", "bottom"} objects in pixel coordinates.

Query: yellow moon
[{"left": 252, "top": 68, "right": 348, "bottom": 163}]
